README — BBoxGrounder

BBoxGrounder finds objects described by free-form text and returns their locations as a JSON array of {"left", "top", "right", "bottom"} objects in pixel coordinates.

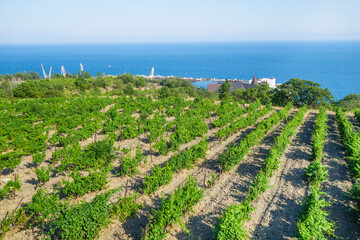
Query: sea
[{"left": 0, "top": 42, "right": 359, "bottom": 100}]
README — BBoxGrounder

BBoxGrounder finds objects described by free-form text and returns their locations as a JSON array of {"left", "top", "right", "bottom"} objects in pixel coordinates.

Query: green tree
[
  {"left": 27, "top": 71, "right": 41, "bottom": 80},
  {"left": 0, "top": 80, "right": 12, "bottom": 98},
  {"left": 160, "top": 77, "right": 193, "bottom": 88},
  {"left": 219, "top": 79, "right": 231, "bottom": 99},
  {"left": 51, "top": 73, "right": 63, "bottom": 79},
  {"left": 159, "top": 86, "right": 171, "bottom": 98},
  {"left": 232, "top": 83, "right": 272, "bottom": 104},
  {"left": 337, "top": 94, "right": 360, "bottom": 110},
  {"left": 272, "top": 78, "right": 333, "bottom": 107}
]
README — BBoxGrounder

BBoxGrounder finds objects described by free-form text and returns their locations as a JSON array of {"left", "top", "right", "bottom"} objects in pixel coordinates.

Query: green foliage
[
  {"left": 355, "top": 109, "right": 360, "bottom": 125},
  {"left": 336, "top": 109, "right": 360, "bottom": 218},
  {"left": 144, "top": 177, "right": 204, "bottom": 240},
  {"left": 304, "top": 108, "right": 329, "bottom": 185},
  {"left": 0, "top": 207, "right": 31, "bottom": 239},
  {"left": 13, "top": 80, "right": 64, "bottom": 98},
  {"left": 232, "top": 83, "right": 273, "bottom": 105},
  {"left": 121, "top": 124, "right": 139, "bottom": 139},
  {"left": 160, "top": 77, "right": 194, "bottom": 89},
  {"left": 297, "top": 186, "right": 335, "bottom": 240},
  {"left": 117, "top": 73, "right": 147, "bottom": 88},
  {"left": 109, "top": 193, "right": 142, "bottom": 221},
  {"left": 212, "top": 99, "right": 245, "bottom": 128},
  {"left": 124, "top": 83, "right": 136, "bottom": 95},
  {"left": 143, "top": 165, "right": 174, "bottom": 195},
  {"left": 55, "top": 139, "right": 116, "bottom": 172},
  {"left": 219, "top": 103, "right": 291, "bottom": 171},
  {"left": 207, "top": 173, "right": 216, "bottom": 187},
  {"left": 25, "top": 188, "right": 66, "bottom": 226},
  {"left": 0, "top": 152, "right": 23, "bottom": 172},
  {"left": 168, "top": 99, "right": 213, "bottom": 151},
  {"left": 272, "top": 78, "right": 333, "bottom": 108},
  {"left": 159, "top": 77, "right": 198, "bottom": 98},
  {"left": 219, "top": 79, "right": 231, "bottom": 99},
  {"left": 0, "top": 176, "right": 21, "bottom": 199},
  {"left": 118, "top": 145, "right": 145, "bottom": 176},
  {"left": 305, "top": 160, "right": 328, "bottom": 184},
  {"left": 121, "top": 147, "right": 131, "bottom": 154},
  {"left": 35, "top": 165, "right": 52, "bottom": 185},
  {"left": 216, "top": 100, "right": 270, "bottom": 139},
  {"left": 24, "top": 188, "right": 127, "bottom": 240},
  {"left": 143, "top": 139, "right": 208, "bottom": 195},
  {"left": 62, "top": 168, "right": 110, "bottom": 197},
  {"left": 49, "top": 190, "right": 118, "bottom": 240},
  {"left": 336, "top": 108, "right": 360, "bottom": 179},
  {"left": 337, "top": 94, "right": 360, "bottom": 111},
  {"left": 33, "top": 151, "right": 46, "bottom": 165},
  {"left": 348, "top": 183, "right": 360, "bottom": 218},
  {"left": 297, "top": 107, "right": 335, "bottom": 239},
  {"left": 215, "top": 106, "right": 307, "bottom": 239},
  {"left": 154, "top": 137, "right": 169, "bottom": 155},
  {"left": 214, "top": 203, "right": 252, "bottom": 240}
]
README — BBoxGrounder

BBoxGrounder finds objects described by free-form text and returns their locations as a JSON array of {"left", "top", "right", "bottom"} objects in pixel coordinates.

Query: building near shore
[{"left": 207, "top": 75, "right": 277, "bottom": 92}]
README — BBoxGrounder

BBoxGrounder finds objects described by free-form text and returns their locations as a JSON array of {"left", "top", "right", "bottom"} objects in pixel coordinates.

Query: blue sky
[{"left": 1, "top": 0, "right": 360, "bottom": 44}]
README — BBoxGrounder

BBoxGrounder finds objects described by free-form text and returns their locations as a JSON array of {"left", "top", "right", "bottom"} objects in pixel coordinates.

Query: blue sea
[{"left": 0, "top": 42, "right": 359, "bottom": 100}]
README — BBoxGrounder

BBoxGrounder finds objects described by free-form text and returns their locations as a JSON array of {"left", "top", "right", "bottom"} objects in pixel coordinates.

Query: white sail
[
  {"left": 61, "top": 66, "right": 66, "bottom": 77},
  {"left": 48, "top": 66, "right": 52, "bottom": 79},
  {"left": 41, "top": 64, "right": 47, "bottom": 79},
  {"left": 80, "top": 63, "right": 84, "bottom": 72},
  {"left": 149, "top": 67, "right": 154, "bottom": 79}
]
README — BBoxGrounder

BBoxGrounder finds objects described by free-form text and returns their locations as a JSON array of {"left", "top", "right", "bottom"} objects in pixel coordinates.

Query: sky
[{"left": 1, "top": 0, "right": 360, "bottom": 44}]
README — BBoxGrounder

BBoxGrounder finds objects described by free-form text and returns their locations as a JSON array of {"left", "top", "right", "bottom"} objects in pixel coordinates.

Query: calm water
[{"left": 0, "top": 42, "right": 359, "bottom": 99}]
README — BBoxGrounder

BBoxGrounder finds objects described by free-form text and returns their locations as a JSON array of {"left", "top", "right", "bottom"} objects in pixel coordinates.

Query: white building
[{"left": 260, "top": 77, "right": 276, "bottom": 88}]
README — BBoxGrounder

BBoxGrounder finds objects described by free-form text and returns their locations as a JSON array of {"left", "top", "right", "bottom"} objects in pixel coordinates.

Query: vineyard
[{"left": 0, "top": 95, "right": 359, "bottom": 240}]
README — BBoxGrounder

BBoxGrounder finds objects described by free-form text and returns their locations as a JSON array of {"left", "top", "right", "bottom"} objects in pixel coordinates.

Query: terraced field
[{"left": 0, "top": 97, "right": 359, "bottom": 240}]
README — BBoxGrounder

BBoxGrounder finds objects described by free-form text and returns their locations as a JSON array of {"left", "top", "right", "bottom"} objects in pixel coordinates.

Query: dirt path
[
  {"left": 244, "top": 111, "right": 315, "bottom": 240},
  {"left": 160, "top": 111, "right": 297, "bottom": 240},
  {"left": 323, "top": 113, "right": 359, "bottom": 239}
]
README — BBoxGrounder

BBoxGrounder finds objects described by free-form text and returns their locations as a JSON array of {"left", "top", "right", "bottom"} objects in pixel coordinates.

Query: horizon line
[{"left": 1, "top": 39, "right": 360, "bottom": 45}]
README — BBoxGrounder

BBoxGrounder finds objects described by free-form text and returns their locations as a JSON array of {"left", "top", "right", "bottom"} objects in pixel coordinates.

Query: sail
[
  {"left": 61, "top": 66, "right": 66, "bottom": 77},
  {"left": 150, "top": 67, "right": 154, "bottom": 79}
]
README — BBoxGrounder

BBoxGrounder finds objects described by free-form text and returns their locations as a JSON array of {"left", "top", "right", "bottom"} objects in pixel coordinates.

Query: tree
[
  {"left": 78, "top": 71, "right": 92, "bottom": 79},
  {"left": 27, "top": 71, "right": 41, "bottom": 80},
  {"left": 51, "top": 73, "right": 63, "bottom": 79},
  {"left": 219, "top": 79, "right": 231, "bottom": 99},
  {"left": 272, "top": 78, "right": 333, "bottom": 108},
  {"left": 159, "top": 86, "right": 171, "bottom": 98},
  {"left": 337, "top": 94, "right": 360, "bottom": 110},
  {"left": 160, "top": 77, "right": 193, "bottom": 89},
  {"left": 232, "top": 83, "right": 272, "bottom": 104}
]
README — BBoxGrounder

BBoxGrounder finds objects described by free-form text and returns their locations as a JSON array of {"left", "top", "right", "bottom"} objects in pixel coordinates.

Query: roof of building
[
  {"left": 231, "top": 82, "right": 246, "bottom": 91},
  {"left": 208, "top": 83, "right": 234, "bottom": 92},
  {"left": 207, "top": 83, "right": 223, "bottom": 92}
]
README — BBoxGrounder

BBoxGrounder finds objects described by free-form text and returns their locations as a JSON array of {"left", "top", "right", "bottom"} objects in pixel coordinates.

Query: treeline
[
  {"left": 0, "top": 72, "right": 148, "bottom": 98},
  {"left": 0, "top": 72, "right": 215, "bottom": 99},
  {"left": 159, "top": 77, "right": 217, "bottom": 99},
  {"left": 230, "top": 78, "right": 360, "bottom": 110},
  {"left": 230, "top": 78, "right": 333, "bottom": 108},
  {"left": 1, "top": 71, "right": 359, "bottom": 110}
]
